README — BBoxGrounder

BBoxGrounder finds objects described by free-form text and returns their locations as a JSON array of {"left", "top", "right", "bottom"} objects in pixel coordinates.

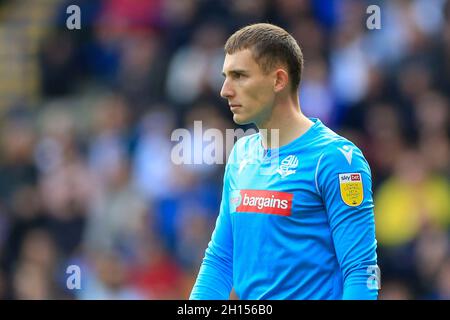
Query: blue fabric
[{"left": 190, "top": 118, "right": 379, "bottom": 300}]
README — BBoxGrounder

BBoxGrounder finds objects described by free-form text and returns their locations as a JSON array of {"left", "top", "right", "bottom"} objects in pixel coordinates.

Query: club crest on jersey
[
  {"left": 339, "top": 173, "right": 364, "bottom": 206},
  {"left": 276, "top": 155, "right": 298, "bottom": 178}
]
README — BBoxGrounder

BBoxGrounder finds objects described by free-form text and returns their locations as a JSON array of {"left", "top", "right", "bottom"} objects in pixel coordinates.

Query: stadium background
[{"left": 0, "top": 0, "right": 448, "bottom": 299}]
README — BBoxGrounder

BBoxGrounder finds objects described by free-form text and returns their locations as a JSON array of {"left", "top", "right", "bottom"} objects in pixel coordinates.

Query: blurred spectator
[
  {"left": 375, "top": 150, "right": 450, "bottom": 248},
  {"left": 97, "top": 0, "right": 164, "bottom": 34},
  {"left": 363, "top": 103, "right": 407, "bottom": 185},
  {"left": 414, "top": 225, "right": 449, "bottom": 297},
  {"left": 115, "top": 32, "right": 168, "bottom": 119},
  {"left": 34, "top": 106, "right": 93, "bottom": 256},
  {"left": 39, "top": 30, "right": 81, "bottom": 97},
  {"left": 174, "top": 205, "right": 215, "bottom": 273},
  {"left": 87, "top": 94, "right": 132, "bottom": 189},
  {"left": 128, "top": 234, "right": 185, "bottom": 299},
  {"left": 228, "top": 0, "right": 270, "bottom": 29},
  {"left": 83, "top": 157, "right": 147, "bottom": 257},
  {"left": 78, "top": 250, "right": 144, "bottom": 300},
  {"left": 329, "top": 11, "right": 371, "bottom": 111},
  {"left": 17, "top": 228, "right": 59, "bottom": 276},
  {"left": 271, "top": 0, "right": 312, "bottom": 28},
  {"left": 131, "top": 107, "right": 178, "bottom": 202},
  {"left": 160, "top": 0, "right": 201, "bottom": 52},
  {"left": 12, "top": 261, "right": 59, "bottom": 300},
  {"left": 165, "top": 22, "right": 226, "bottom": 108},
  {"left": 0, "top": 117, "right": 38, "bottom": 209},
  {"left": 300, "top": 57, "right": 335, "bottom": 126},
  {"left": 413, "top": 90, "right": 449, "bottom": 136}
]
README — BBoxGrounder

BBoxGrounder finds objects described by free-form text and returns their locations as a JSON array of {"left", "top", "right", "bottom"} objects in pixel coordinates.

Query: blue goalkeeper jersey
[{"left": 190, "top": 118, "right": 379, "bottom": 300}]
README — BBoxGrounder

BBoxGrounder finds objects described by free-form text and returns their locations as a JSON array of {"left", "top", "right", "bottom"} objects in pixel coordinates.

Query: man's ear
[{"left": 274, "top": 68, "right": 289, "bottom": 93}]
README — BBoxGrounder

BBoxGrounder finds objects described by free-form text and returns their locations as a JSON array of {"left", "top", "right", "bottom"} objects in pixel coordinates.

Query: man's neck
[{"left": 258, "top": 100, "right": 314, "bottom": 150}]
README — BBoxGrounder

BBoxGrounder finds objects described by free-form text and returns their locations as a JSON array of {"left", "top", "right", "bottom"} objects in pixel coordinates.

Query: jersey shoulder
[{"left": 316, "top": 126, "right": 370, "bottom": 174}]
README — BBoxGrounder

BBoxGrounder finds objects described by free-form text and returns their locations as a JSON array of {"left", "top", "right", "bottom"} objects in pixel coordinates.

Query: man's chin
[{"left": 232, "top": 114, "right": 252, "bottom": 125}]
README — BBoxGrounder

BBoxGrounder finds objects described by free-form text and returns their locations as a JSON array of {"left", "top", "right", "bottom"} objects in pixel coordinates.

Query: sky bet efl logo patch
[
  {"left": 230, "top": 190, "right": 293, "bottom": 216},
  {"left": 339, "top": 173, "right": 364, "bottom": 206}
]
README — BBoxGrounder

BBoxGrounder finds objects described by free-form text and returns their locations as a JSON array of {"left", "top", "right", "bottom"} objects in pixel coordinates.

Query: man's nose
[{"left": 220, "top": 79, "right": 234, "bottom": 99}]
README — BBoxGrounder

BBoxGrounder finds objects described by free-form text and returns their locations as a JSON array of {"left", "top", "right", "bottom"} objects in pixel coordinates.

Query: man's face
[{"left": 221, "top": 49, "right": 276, "bottom": 126}]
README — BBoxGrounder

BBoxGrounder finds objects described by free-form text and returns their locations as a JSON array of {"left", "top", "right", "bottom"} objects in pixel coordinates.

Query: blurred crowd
[{"left": 0, "top": 0, "right": 449, "bottom": 300}]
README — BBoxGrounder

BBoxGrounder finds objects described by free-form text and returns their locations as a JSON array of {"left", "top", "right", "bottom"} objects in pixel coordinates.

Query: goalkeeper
[{"left": 190, "top": 23, "right": 379, "bottom": 300}]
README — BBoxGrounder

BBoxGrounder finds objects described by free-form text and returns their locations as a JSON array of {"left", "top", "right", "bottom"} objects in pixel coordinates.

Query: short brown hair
[{"left": 224, "top": 23, "right": 304, "bottom": 93}]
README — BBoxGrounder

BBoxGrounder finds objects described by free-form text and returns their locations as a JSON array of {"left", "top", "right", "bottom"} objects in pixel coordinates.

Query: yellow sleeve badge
[{"left": 339, "top": 173, "right": 364, "bottom": 206}]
